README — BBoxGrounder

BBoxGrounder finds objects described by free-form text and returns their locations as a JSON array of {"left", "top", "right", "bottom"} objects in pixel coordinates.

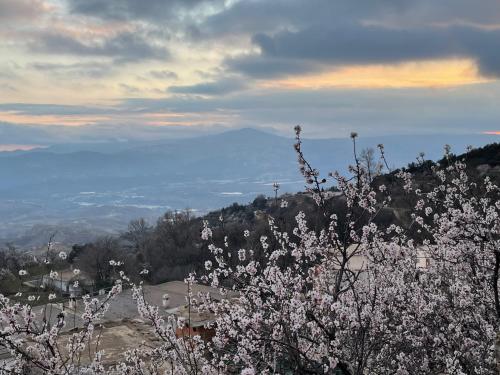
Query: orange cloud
[
  {"left": 0, "top": 111, "right": 109, "bottom": 126},
  {"left": 49, "top": 20, "right": 133, "bottom": 40},
  {"left": 483, "top": 131, "right": 500, "bottom": 135},
  {"left": 0, "top": 144, "right": 45, "bottom": 151},
  {"left": 0, "top": 109, "right": 238, "bottom": 128},
  {"left": 262, "top": 59, "right": 488, "bottom": 89},
  {"left": 143, "top": 112, "right": 186, "bottom": 119},
  {"left": 141, "top": 111, "right": 239, "bottom": 127}
]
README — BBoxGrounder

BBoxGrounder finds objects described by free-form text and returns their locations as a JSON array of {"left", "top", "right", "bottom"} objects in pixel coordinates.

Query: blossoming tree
[{"left": 1, "top": 127, "right": 498, "bottom": 374}]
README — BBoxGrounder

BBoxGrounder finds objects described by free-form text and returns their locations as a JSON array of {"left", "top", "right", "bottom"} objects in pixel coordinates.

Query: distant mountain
[{"left": 0, "top": 128, "right": 496, "bottom": 244}]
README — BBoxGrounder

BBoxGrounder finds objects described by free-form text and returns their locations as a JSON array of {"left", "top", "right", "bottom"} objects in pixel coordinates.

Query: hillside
[{"left": 56, "top": 142, "right": 499, "bottom": 287}]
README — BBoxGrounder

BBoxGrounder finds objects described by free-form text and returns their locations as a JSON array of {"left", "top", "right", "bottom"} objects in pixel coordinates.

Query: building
[
  {"left": 174, "top": 304, "right": 216, "bottom": 341},
  {"left": 40, "top": 269, "right": 89, "bottom": 296}
]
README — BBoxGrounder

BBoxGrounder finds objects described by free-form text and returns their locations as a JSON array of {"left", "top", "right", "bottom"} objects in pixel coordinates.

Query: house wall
[{"left": 175, "top": 326, "right": 215, "bottom": 342}]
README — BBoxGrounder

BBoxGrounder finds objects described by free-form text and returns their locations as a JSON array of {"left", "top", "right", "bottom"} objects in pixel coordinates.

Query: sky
[{"left": 1, "top": 0, "right": 500, "bottom": 140}]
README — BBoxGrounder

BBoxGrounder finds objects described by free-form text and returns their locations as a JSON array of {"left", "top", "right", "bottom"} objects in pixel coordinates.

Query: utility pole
[{"left": 272, "top": 182, "right": 280, "bottom": 206}]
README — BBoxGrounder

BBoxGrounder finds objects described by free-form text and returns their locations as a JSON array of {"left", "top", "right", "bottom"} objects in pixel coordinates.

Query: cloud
[
  {"left": 68, "top": 0, "right": 218, "bottom": 22},
  {"left": 2, "top": 0, "right": 500, "bottom": 140},
  {"left": 201, "top": 0, "right": 500, "bottom": 37},
  {"left": 0, "top": 83, "right": 17, "bottom": 92},
  {"left": 168, "top": 77, "right": 247, "bottom": 95},
  {"left": 0, "top": 103, "right": 113, "bottom": 116},
  {"left": 226, "top": 25, "right": 500, "bottom": 78},
  {"left": 251, "top": 27, "right": 442, "bottom": 63},
  {"left": 120, "top": 81, "right": 500, "bottom": 137},
  {"left": 31, "top": 31, "right": 169, "bottom": 63},
  {"left": 68, "top": 0, "right": 500, "bottom": 37},
  {"left": 31, "top": 62, "right": 113, "bottom": 78},
  {"left": 200, "top": 0, "right": 361, "bottom": 38},
  {"left": 226, "top": 54, "right": 323, "bottom": 79},
  {"left": 10, "top": 0, "right": 500, "bottom": 78},
  {"left": 181, "top": 0, "right": 500, "bottom": 79},
  {"left": 149, "top": 70, "right": 178, "bottom": 80},
  {"left": 119, "top": 83, "right": 141, "bottom": 94},
  {"left": 0, "top": 0, "right": 47, "bottom": 22},
  {"left": 0, "top": 70, "right": 17, "bottom": 80},
  {"left": 0, "top": 120, "right": 228, "bottom": 144},
  {"left": 3, "top": 80, "right": 500, "bottom": 139}
]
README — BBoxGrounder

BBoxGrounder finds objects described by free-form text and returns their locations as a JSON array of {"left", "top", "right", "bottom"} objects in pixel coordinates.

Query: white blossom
[{"left": 1, "top": 137, "right": 498, "bottom": 375}]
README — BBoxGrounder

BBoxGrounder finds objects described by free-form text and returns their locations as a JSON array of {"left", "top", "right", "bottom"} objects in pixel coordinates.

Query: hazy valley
[{"left": 0, "top": 127, "right": 496, "bottom": 247}]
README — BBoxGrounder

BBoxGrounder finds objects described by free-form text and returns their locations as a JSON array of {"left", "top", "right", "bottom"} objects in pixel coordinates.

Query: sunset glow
[
  {"left": 0, "top": 144, "right": 45, "bottom": 152},
  {"left": 265, "top": 60, "right": 487, "bottom": 90},
  {"left": 0, "top": 0, "right": 500, "bottom": 137},
  {"left": 0, "top": 112, "right": 111, "bottom": 126}
]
